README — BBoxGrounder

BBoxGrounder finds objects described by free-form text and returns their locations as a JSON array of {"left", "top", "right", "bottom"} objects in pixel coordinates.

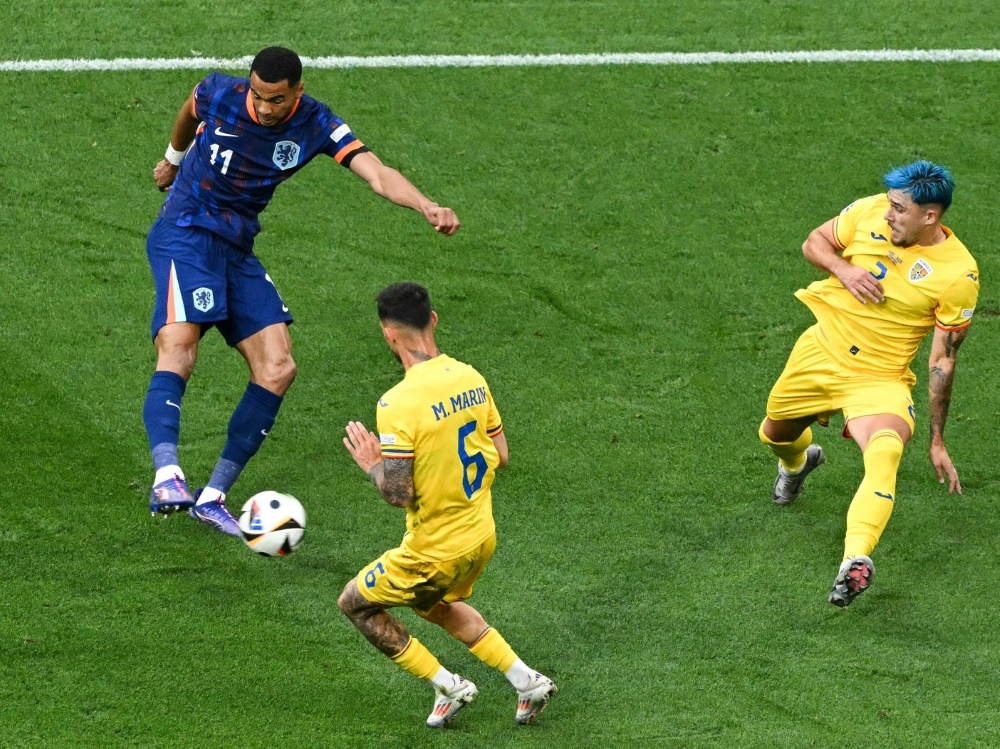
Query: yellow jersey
[
  {"left": 376, "top": 354, "right": 503, "bottom": 561},
  {"left": 796, "top": 194, "right": 979, "bottom": 381}
]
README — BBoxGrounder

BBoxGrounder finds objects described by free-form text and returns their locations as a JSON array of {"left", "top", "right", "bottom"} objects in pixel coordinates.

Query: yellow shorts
[
  {"left": 766, "top": 325, "right": 915, "bottom": 432},
  {"left": 355, "top": 533, "right": 496, "bottom": 614}
]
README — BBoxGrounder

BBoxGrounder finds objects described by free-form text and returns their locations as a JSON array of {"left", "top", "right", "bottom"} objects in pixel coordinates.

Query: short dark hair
[
  {"left": 250, "top": 46, "right": 302, "bottom": 86},
  {"left": 377, "top": 282, "right": 433, "bottom": 330}
]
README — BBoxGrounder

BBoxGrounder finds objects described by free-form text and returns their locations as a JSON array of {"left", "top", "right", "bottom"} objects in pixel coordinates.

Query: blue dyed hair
[{"left": 883, "top": 160, "right": 954, "bottom": 212}]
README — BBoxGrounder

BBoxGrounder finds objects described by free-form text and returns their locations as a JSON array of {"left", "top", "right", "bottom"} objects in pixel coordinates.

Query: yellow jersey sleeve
[
  {"left": 935, "top": 270, "right": 980, "bottom": 330},
  {"left": 376, "top": 398, "right": 415, "bottom": 460},
  {"left": 485, "top": 387, "right": 503, "bottom": 437},
  {"left": 832, "top": 194, "right": 883, "bottom": 250}
]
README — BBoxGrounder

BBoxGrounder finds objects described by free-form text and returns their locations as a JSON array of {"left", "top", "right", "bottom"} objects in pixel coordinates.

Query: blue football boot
[
  {"left": 149, "top": 474, "right": 195, "bottom": 516},
  {"left": 189, "top": 489, "right": 242, "bottom": 537}
]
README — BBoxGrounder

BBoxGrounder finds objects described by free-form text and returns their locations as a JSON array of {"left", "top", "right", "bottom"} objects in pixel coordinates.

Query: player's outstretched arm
[
  {"left": 348, "top": 151, "right": 461, "bottom": 236},
  {"left": 928, "top": 325, "right": 969, "bottom": 495},
  {"left": 802, "top": 218, "right": 885, "bottom": 305},
  {"left": 153, "top": 92, "right": 200, "bottom": 192},
  {"left": 343, "top": 420, "right": 415, "bottom": 507}
]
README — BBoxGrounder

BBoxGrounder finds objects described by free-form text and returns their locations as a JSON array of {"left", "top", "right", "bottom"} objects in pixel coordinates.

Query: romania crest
[{"left": 909, "top": 259, "right": 933, "bottom": 282}]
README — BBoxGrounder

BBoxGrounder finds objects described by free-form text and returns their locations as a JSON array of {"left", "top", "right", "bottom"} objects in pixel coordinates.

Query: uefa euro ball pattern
[{"left": 239, "top": 491, "right": 306, "bottom": 556}]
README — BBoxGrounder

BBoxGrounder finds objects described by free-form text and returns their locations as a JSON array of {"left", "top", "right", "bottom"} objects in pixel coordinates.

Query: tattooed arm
[
  {"left": 366, "top": 458, "right": 415, "bottom": 507},
  {"left": 343, "top": 420, "right": 415, "bottom": 507},
  {"left": 928, "top": 326, "right": 969, "bottom": 495}
]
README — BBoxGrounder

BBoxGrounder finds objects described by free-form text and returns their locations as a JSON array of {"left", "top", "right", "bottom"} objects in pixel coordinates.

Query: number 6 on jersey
[{"left": 458, "top": 420, "right": 488, "bottom": 499}]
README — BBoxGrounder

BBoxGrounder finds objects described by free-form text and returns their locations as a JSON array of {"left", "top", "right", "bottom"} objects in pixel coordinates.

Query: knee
[
  {"left": 337, "top": 579, "right": 361, "bottom": 619},
  {"left": 337, "top": 582, "right": 356, "bottom": 617},
  {"left": 760, "top": 417, "right": 810, "bottom": 445},
  {"left": 256, "top": 354, "right": 297, "bottom": 395},
  {"left": 275, "top": 356, "right": 297, "bottom": 392},
  {"left": 758, "top": 418, "right": 773, "bottom": 445},
  {"left": 417, "top": 602, "right": 447, "bottom": 624},
  {"left": 867, "top": 429, "right": 905, "bottom": 458},
  {"left": 759, "top": 418, "right": 787, "bottom": 445},
  {"left": 155, "top": 338, "right": 198, "bottom": 380}
]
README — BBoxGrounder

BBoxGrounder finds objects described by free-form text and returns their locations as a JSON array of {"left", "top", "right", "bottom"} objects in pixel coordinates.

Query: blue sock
[
  {"left": 143, "top": 371, "right": 187, "bottom": 470},
  {"left": 213, "top": 382, "right": 284, "bottom": 489},
  {"left": 206, "top": 458, "right": 243, "bottom": 496}
]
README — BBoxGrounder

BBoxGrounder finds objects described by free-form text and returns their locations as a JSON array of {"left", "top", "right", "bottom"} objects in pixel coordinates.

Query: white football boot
[
  {"left": 426, "top": 676, "right": 478, "bottom": 728},
  {"left": 515, "top": 672, "right": 557, "bottom": 725}
]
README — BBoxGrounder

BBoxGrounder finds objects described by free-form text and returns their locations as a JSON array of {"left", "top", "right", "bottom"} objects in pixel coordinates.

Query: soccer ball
[{"left": 239, "top": 491, "right": 306, "bottom": 557}]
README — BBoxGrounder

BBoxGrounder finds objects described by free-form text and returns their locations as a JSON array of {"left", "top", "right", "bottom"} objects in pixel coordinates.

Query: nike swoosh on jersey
[{"left": 214, "top": 127, "right": 239, "bottom": 138}]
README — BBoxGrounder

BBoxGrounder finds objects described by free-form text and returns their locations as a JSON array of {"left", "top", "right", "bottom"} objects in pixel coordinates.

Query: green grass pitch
[{"left": 4, "top": 2, "right": 1000, "bottom": 747}]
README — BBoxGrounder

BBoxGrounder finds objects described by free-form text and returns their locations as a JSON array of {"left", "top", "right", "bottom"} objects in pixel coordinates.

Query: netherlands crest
[
  {"left": 909, "top": 259, "right": 933, "bottom": 282},
  {"left": 273, "top": 140, "right": 301, "bottom": 170},
  {"left": 192, "top": 287, "right": 214, "bottom": 312}
]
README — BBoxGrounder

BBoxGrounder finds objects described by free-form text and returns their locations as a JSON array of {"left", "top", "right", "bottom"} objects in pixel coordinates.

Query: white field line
[{"left": 3, "top": 49, "right": 1000, "bottom": 73}]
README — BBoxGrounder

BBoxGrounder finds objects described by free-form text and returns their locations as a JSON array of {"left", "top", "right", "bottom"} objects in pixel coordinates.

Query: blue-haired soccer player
[
  {"left": 758, "top": 161, "right": 979, "bottom": 606},
  {"left": 143, "top": 47, "right": 461, "bottom": 535}
]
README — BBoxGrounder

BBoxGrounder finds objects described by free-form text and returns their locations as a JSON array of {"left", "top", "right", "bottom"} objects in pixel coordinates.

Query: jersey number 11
[{"left": 209, "top": 144, "right": 233, "bottom": 175}]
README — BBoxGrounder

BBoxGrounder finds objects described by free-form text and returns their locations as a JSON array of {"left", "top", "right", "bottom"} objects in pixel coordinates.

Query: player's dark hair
[
  {"left": 377, "top": 282, "right": 433, "bottom": 330},
  {"left": 251, "top": 47, "right": 303, "bottom": 86},
  {"left": 883, "top": 160, "right": 954, "bottom": 212}
]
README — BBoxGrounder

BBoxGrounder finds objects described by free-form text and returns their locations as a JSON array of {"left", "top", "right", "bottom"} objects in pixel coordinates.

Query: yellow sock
[
  {"left": 390, "top": 637, "right": 442, "bottom": 681},
  {"left": 469, "top": 627, "right": 518, "bottom": 674},
  {"left": 843, "top": 430, "right": 904, "bottom": 560},
  {"left": 759, "top": 419, "right": 812, "bottom": 473}
]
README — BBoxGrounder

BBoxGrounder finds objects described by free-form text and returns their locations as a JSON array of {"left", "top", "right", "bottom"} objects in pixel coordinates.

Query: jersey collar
[{"left": 405, "top": 354, "right": 448, "bottom": 377}]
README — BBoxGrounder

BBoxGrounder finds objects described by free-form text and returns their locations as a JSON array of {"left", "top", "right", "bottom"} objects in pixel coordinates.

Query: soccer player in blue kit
[{"left": 143, "top": 47, "right": 461, "bottom": 535}]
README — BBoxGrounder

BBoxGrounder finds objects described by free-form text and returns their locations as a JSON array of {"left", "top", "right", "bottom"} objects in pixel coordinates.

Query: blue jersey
[{"left": 159, "top": 73, "right": 369, "bottom": 249}]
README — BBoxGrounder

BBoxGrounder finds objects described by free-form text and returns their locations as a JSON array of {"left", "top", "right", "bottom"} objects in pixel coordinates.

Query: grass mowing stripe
[{"left": 5, "top": 48, "right": 1000, "bottom": 72}]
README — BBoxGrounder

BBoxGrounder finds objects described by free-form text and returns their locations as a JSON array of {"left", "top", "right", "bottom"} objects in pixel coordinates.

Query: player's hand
[
  {"left": 343, "top": 420, "right": 383, "bottom": 473},
  {"left": 423, "top": 205, "right": 461, "bottom": 236},
  {"left": 930, "top": 441, "right": 962, "bottom": 495},
  {"left": 836, "top": 264, "right": 885, "bottom": 305},
  {"left": 153, "top": 159, "right": 179, "bottom": 192}
]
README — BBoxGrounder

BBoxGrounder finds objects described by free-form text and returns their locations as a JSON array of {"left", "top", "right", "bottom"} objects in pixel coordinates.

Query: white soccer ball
[{"left": 239, "top": 491, "right": 306, "bottom": 557}]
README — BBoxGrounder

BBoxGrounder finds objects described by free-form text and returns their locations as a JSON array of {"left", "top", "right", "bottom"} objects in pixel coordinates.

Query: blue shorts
[{"left": 146, "top": 218, "right": 293, "bottom": 346}]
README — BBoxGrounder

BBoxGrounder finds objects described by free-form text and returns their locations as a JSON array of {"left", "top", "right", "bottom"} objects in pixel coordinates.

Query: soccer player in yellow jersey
[
  {"left": 339, "top": 282, "right": 556, "bottom": 728},
  {"left": 759, "top": 161, "right": 979, "bottom": 607}
]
